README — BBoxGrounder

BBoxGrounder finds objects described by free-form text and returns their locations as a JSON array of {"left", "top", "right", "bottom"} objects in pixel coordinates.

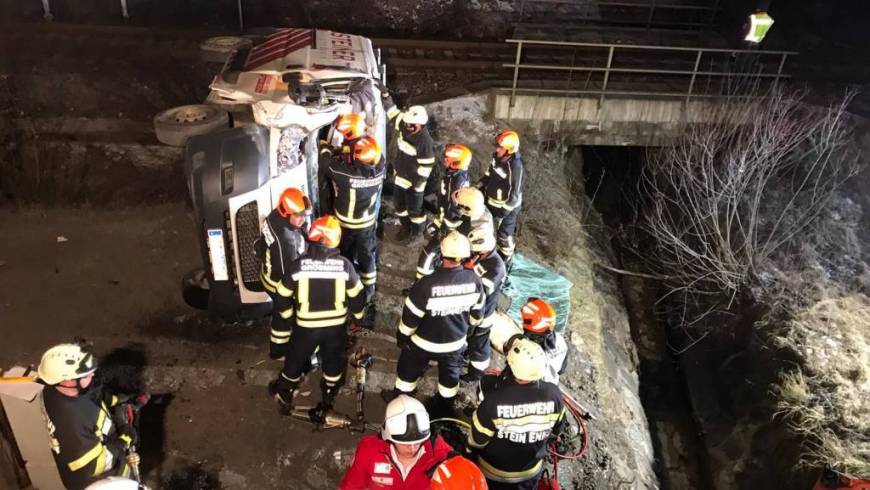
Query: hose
[
  {"left": 430, "top": 417, "right": 472, "bottom": 429},
  {"left": 548, "top": 392, "right": 589, "bottom": 461}
]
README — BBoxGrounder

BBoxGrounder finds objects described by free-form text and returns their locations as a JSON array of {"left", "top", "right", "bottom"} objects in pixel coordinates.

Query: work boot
[
  {"left": 380, "top": 388, "right": 414, "bottom": 403},
  {"left": 360, "top": 303, "right": 377, "bottom": 329},
  {"left": 403, "top": 222, "right": 424, "bottom": 245},
  {"left": 320, "top": 379, "right": 340, "bottom": 411},
  {"left": 427, "top": 394, "right": 458, "bottom": 419},
  {"left": 461, "top": 368, "right": 484, "bottom": 383},
  {"left": 394, "top": 219, "right": 411, "bottom": 243},
  {"left": 268, "top": 377, "right": 298, "bottom": 416}
]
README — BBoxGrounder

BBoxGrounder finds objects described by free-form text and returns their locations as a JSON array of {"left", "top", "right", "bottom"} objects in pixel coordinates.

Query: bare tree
[{"left": 637, "top": 88, "right": 858, "bottom": 338}]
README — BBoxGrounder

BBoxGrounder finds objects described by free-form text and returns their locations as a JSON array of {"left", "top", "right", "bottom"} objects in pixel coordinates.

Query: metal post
[
  {"left": 40, "top": 0, "right": 53, "bottom": 21},
  {"left": 509, "top": 41, "right": 523, "bottom": 108},
  {"left": 686, "top": 49, "right": 703, "bottom": 103},
  {"left": 599, "top": 45, "right": 615, "bottom": 110},
  {"left": 708, "top": 0, "right": 719, "bottom": 26},
  {"left": 237, "top": 0, "right": 244, "bottom": 32},
  {"left": 775, "top": 52, "right": 789, "bottom": 84},
  {"left": 647, "top": 0, "right": 657, "bottom": 30},
  {"left": 120, "top": 0, "right": 129, "bottom": 19}
]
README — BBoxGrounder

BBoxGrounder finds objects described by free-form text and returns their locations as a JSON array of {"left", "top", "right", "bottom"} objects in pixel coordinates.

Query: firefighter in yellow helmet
[
  {"left": 38, "top": 343, "right": 141, "bottom": 490},
  {"left": 254, "top": 187, "right": 312, "bottom": 360},
  {"left": 477, "top": 130, "right": 523, "bottom": 272},
  {"left": 269, "top": 215, "right": 366, "bottom": 414},
  {"left": 324, "top": 136, "right": 386, "bottom": 328}
]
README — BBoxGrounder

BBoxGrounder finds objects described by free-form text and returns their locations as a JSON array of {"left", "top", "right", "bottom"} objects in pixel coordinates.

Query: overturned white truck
[{"left": 154, "top": 28, "right": 387, "bottom": 319}]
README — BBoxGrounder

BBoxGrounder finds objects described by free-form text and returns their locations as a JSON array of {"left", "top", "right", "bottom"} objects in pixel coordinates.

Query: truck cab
[{"left": 156, "top": 28, "right": 387, "bottom": 320}]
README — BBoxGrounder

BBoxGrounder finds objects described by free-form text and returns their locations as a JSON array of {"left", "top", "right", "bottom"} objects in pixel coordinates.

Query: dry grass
[{"left": 771, "top": 290, "right": 870, "bottom": 477}]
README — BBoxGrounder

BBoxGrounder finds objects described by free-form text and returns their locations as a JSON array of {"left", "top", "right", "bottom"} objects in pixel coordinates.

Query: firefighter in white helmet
[
  {"left": 461, "top": 226, "right": 506, "bottom": 382},
  {"left": 416, "top": 187, "right": 493, "bottom": 279},
  {"left": 383, "top": 91, "right": 436, "bottom": 243},
  {"left": 37, "top": 344, "right": 142, "bottom": 490},
  {"left": 468, "top": 338, "right": 566, "bottom": 490},
  {"left": 386, "top": 232, "right": 486, "bottom": 413},
  {"left": 340, "top": 395, "right": 454, "bottom": 489}
]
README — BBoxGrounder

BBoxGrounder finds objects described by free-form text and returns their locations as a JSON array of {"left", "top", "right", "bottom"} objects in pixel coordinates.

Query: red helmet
[
  {"left": 335, "top": 113, "right": 366, "bottom": 140},
  {"left": 521, "top": 297, "right": 556, "bottom": 334},
  {"left": 443, "top": 144, "right": 472, "bottom": 171},
  {"left": 430, "top": 456, "right": 488, "bottom": 490},
  {"left": 495, "top": 129, "right": 520, "bottom": 154},
  {"left": 277, "top": 187, "right": 312, "bottom": 218},
  {"left": 353, "top": 136, "right": 382, "bottom": 165},
  {"left": 308, "top": 215, "right": 342, "bottom": 248}
]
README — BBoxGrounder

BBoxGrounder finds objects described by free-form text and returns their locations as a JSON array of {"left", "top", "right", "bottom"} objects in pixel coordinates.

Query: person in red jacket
[{"left": 340, "top": 395, "right": 453, "bottom": 489}]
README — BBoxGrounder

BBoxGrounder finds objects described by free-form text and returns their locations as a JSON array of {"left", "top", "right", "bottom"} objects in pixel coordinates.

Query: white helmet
[
  {"left": 506, "top": 338, "right": 546, "bottom": 382},
  {"left": 440, "top": 231, "right": 471, "bottom": 261},
  {"left": 382, "top": 395, "right": 430, "bottom": 444},
  {"left": 84, "top": 477, "right": 141, "bottom": 490},
  {"left": 37, "top": 344, "right": 97, "bottom": 385},
  {"left": 403, "top": 106, "right": 428, "bottom": 125},
  {"left": 452, "top": 187, "right": 486, "bottom": 220},
  {"left": 467, "top": 227, "right": 496, "bottom": 253}
]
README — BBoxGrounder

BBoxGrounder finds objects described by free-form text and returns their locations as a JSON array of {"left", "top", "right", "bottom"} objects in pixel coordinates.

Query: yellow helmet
[
  {"left": 308, "top": 215, "right": 342, "bottom": 248},
  {"left": 443, "top": 144, "right": 472, "bottom": 171},
  {"left": 335, "top": 113, "right": 366, "bottom": 140},
  {"left": 495, "top": 129, "right": 520, "bottom": 154}
]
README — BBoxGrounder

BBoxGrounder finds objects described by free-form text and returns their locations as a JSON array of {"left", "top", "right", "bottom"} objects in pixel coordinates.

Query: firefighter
[
  {"left": 417, "top": 187, "right": 493, "bottom": 279},
  {"left": 254, "top": 187, "right": 311, "bottom": 359},
  {"left": 387, "top": 231, "right": 485, "bottom": 411},
  {"left": 37, "top": 344, "right": 138, "bottom": 490},
  {"left": 477, "top": 130, "right": 523, "bottom": 271},
  {"left": 468, "top": 338, "right": 566, "bottom": 490},
  {"left": 339, "top": 395, "right": 454, "bottom": 489},
  {"left": 461, "top": 227, "right": 506, "bottom": 382},
  {"left": 268, "top": 215, "right": 365, "bottom": 415},
  {"left": 319, "top": 113, "right": 367, "bottom": 214},
  {"left": 326, "top": 135, "right": 386, "bottom": 326},
  {"left": 520, "top": 298, "right": 568, "bottom": 385},
  {"left": 415, "top": 145, "right": 472, "bottom": 278},
  {"left": 384, "top": 92, "right": 436, "bottom": 243},
  {"left": 430, "top": 455, "right": 489, "bottom": 490}
]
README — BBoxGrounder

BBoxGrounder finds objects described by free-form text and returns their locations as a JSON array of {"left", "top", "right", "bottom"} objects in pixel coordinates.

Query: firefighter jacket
[
  {"left": 457, "top": 207, "right": 495, "bottom": 239},
  {"left": 398, "top": 265, "right": 486, "bottom": 354},
  {"left": 387, "top": 104, "right": 435, "bottom": 193},
  {"left": 327, "top": 153, "right": 387, "bottom": 230},
  {"left": 339, "top": 434, "right": 453, "bottom": 490},
  {"left": 275, "top": 243, "right": 365, "bottom": 329},
  {"left": 42, "top": 387, "right": 131, "bottom": 490},
  {"left": 469, "top": 375, "right": 566, "bottom": 484},
  {"left": 254, "top": 209, "right": 307, "bottom": 294},
  {"left": 478, "top": 152, "right": 523, "bottom": 217},
  {"left": 469, "top": 250, "right": 506, "bottom": 322},
  {"left": 434, "top": 169, "right": 469, "bottom": 230}
]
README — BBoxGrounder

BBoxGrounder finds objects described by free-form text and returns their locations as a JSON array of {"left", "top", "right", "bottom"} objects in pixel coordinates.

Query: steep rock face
[{"left": 426, "top": 93, "right": 658, "bottom": 488}]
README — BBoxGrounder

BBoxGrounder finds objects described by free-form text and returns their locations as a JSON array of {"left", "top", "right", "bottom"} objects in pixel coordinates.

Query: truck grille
[{"left": 236, "top": 201, "right": 264, "bottom": 292}]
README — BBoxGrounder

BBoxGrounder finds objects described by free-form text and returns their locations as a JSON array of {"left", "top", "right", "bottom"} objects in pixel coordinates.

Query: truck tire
[
  {"left": 181, "top": 268, "right": 210, "bottom": 310},
  {"left": 153, "top": 105, "right": 229, "bottom": 147},
  {"left": 200, "top": 36, "right": 252, "bottom": 64}
]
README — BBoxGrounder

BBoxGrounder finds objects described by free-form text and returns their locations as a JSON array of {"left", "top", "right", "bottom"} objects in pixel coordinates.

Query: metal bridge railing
[{"left": 503, "top": 39, "right": 798, "bottom": 108}]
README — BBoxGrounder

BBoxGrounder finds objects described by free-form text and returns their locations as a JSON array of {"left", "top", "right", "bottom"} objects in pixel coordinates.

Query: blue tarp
[{"left": 503, "top": 253, "right": 573, "bottom": 333}]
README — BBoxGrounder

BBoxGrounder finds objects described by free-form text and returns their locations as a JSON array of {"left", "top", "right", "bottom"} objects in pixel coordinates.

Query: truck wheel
[
  {"left": 153, "top": 105, "right": 229, "bottom": 147},
  {"left": 200, "top": 36, "right": 252, "bottom": 63},
  {"left": 182, "top": 268, "right": 210, "bottom": 310}
]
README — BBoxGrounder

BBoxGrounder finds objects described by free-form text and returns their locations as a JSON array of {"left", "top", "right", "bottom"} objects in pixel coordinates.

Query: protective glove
[
  {"left": 116, "top": 423, "right": 138, "bottom": 448},
  {"left": 425, "top": 222, "right": 439, "bottom": 239}
]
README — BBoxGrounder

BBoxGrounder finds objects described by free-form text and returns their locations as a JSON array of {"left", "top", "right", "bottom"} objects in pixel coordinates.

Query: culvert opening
[{"left": 578, "top": 145, "right": 713, "bottom": 489}]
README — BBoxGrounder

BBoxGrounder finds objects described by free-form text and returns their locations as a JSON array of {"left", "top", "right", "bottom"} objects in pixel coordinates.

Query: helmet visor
[{"left": 385, "top": 413, "right": 430, "bottom": 444}]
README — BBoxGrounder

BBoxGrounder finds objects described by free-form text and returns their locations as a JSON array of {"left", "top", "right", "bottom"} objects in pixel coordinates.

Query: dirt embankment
[{"left": 426, "top": 94, "right": 659, "bottom": 489}]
